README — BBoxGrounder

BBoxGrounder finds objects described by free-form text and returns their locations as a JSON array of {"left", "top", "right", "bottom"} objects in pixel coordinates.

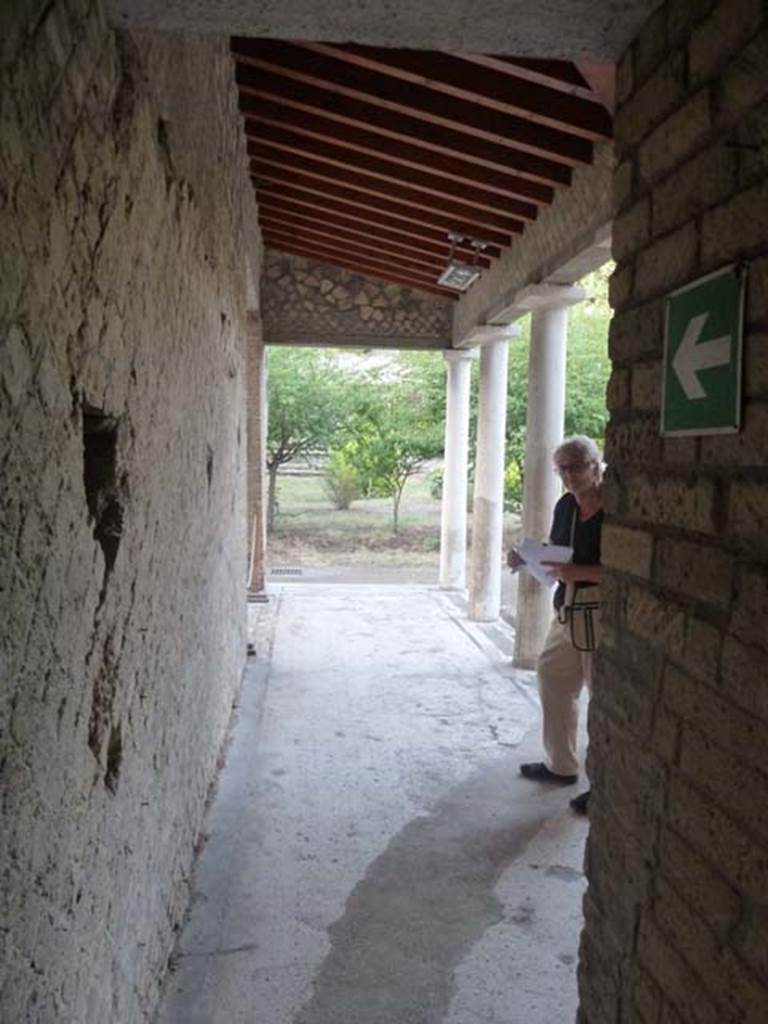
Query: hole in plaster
[
  {"left": 206, "top": 445, "right": 214, "bottom": 490},
  {"left": 104, "top": 722, "right": 123, "bottom": 794},
  {"left": 82, "top": 405, "right": 124, "bottom": 580},
  {"left": 157, "top": 118, "right": 172, "bottom": 167}
]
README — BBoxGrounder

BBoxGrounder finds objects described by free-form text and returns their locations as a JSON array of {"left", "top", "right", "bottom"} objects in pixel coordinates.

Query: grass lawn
[{"left": 268, "top": 470, "right": 522, "bottom": 569}]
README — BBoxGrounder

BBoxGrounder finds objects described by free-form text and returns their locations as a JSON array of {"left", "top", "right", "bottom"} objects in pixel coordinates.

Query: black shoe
[
  {"left": 570, "top": 790, "right": 591, "bottom": 815},
  {"left": 520, "top": 762, "right": 578, "bottom": 785}
]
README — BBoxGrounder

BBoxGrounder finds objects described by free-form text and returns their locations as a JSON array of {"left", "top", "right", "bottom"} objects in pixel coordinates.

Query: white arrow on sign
[{"left": 672, "top": 312, "right": 731, "bottom": 400}]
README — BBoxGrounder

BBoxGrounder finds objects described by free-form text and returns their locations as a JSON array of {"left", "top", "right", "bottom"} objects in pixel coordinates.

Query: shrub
[
  {"left": 504, "top": 460, "right": 523, "bottom": 512},
  {"left": 323, "top": 450, "right": 363, "bottom": 510},
  {"left": 428, "top": 467, "right": 444, "bottom": 500},
  {"left": 428, "top": 466, "right": 477, "bottom": 512}
]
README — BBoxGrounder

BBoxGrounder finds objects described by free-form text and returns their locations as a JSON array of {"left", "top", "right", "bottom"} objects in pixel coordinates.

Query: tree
[
  {"left": 265, "top": 347, "right": 349, "bottom": 531},
  {"left": 341, "top": 362, "right": 444, "bottom": 532}
]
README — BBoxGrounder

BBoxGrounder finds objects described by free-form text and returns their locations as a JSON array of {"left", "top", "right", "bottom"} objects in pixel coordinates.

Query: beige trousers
[{"left": 536, "top": 614, "right": 594, "bottom": 777}]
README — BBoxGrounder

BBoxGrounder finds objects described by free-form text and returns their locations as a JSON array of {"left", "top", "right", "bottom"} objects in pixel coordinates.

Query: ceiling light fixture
[{"left": 437, "top": 233, "right": 488, "bottom": 292}]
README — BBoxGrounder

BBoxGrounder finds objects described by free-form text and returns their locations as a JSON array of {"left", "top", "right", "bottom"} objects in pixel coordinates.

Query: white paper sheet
[{"left": 517, "top": 538, "right": 573, "bottom": 586}]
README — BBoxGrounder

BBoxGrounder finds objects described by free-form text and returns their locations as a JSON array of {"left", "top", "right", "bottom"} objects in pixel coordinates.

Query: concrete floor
[{"left": 156, "top": 584, "right": 588, "bottom": 1024}]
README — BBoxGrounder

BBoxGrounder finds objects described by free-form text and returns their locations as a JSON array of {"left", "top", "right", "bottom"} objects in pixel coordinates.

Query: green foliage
[
  {"left": 563, "top": 265, "right": 612, "bottom": 449},
  {"left": 501, "top": 265, "right": 612, "bottom": 487},
  {"left": 323, "top": 449, "right": 363, "bottom": 510},
  {"left": 266, "top": 347, "right": 350, "bottom": 469},
  {"left": 428, "top": 467, "right": 443, "bottom": 500},
  {"left": 265, "top": 267, "right": 611, "bottom": 534},
  {"left": 341, "top": 360, "right": 444, "bottom": 532},
  {"left": 265, "top": 347, "right": 352, "bottom": 530},
  {"left": 504, "top": 460, "right": 523, "bottom": 511},
  {"left": 398, "top": 350, "right": 448, "bottom": 423},
  {"left": 504, "top": 424, "right": 527, "bottom": 503},
  {"left": 507, "top": 266, "right": 612, "bottom": 436}
]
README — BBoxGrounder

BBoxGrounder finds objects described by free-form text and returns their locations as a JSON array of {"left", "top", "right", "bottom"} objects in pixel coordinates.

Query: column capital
[
  {"left": 457, "top": 324, "right": 521, "bottom": 348},
  {"left": 487, "top": 283, "right": 586, "bottom": 324},
  {"left": 443, "top": 347, "right": 479, "bottom": 364}
]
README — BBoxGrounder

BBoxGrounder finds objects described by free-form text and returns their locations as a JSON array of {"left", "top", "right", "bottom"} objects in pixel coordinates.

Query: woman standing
[{"left": 508, "top": 435, "right": 604, "bottom": 814}]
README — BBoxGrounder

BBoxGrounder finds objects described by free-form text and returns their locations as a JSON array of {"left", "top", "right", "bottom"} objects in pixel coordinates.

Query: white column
[
  {"left": 512, "top": 286, "right": 585, "bottom": 666},
  {"left": 439, "top": 349, "right": 477, "bottom": 589},
  {"left": 468, "top": 331, "right": 516, "bottom": 621}
]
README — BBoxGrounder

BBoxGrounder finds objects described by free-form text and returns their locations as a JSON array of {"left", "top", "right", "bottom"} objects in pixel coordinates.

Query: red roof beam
[
  {"left": 247, "top": 141, "right": 537, "bottom": 224},
  {"left": 251, "top": 171, "right": 517, "bottom": 247},
  {"left": 237, "top": 64, "right": 573, "bottom": 185},
  {"left": 259, "top": 210, "right": 493, "bottom": 268},
  {"left": 299, "top": 42, "right": 612, "bottom": 141},
  {"left": 242, "top": 104, "right": 554, "bottom": 205},
  {"left": 257, "top": 193, "right": 503, "bottom": 259},
  {"left": 264, "top": 241, "right": 460, "bottom": 298},
  {"left": 263, "top": 225, "right": 448, "bottom": 276},
  {"left": 232, "top": 40, "right": 592, "bottom": 165}
]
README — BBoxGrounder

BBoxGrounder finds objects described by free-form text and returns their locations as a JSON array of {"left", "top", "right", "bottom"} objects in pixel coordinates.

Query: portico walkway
[{"left": 156, "top": 584, "right": 588, "bottom": 1024}]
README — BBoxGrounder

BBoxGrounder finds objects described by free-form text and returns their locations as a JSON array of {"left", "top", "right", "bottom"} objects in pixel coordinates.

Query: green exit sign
[{"left": 661, "top": 265, "right": 746, "bottom": 436}]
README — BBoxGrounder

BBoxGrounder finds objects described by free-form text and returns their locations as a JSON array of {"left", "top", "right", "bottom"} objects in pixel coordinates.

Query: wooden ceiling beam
[
  {"left": 300, "top": 42, "right": 612, "bottom": 141},
  {"left": 257, "top": 194, "right": 503, "bottom": 259},
  {"left": 243, "top": 104, "right": 554, "bottom": 205},
  {"left": 265, "top": 241, "right": 459, "bottom": 298},
  {"left": 246, "top": 128, "right": 540, "bottom": 220},
  {"left": 259, "top": 210, "right": 493, "bottom": 267},
  {"left": 249, "top": 144, "right": 535, "bottom": 226},
  {"left": 251, "top": 171, "right": 516, "bottom": 247},
  {"left": 244, "top": 102, "right": 552, "bottom": 204},
  {"left": 232, "top": 40, "right": 592, "bottom": 165},
  {"left": 264, "top": 225, "right": 447, "bottom": 276},
  {"left": 576, "top": 62, "right": 616, "bottom": 113},
  {"left": 235, "top": 64, "right": 575, "bottom": 184},
  {"left": 459, "top": 55, "right": 595, "bottom": 98}
]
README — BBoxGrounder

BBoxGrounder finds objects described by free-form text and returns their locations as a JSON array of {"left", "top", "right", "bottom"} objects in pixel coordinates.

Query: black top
[{"left": 549, "top": 492, "right": 603, "bottom": 610}]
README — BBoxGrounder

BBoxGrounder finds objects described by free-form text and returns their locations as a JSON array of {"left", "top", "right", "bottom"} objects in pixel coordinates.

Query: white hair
[{"left": 553, "top": 435, "right": 602, "bottom": 467}]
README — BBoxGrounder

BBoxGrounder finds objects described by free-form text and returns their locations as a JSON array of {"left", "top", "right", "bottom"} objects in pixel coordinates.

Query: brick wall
[
  {"left": 582, "top": 1, "right": 768, "bottom": 1020},
  {"left": 261, "top": 249, "right": 453, "bottom": 349},
  {"left": 0, "top": 3, "right": 259, "bottom": 1021}
]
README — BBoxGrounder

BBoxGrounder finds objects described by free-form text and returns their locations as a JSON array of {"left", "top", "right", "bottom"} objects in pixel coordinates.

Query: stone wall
[
  {"left": 581, "top": 1, "right": 768, "bottom": 1020},
  {"left": 261, "top": 249, "right": 453, "bottom": 349},
  {"left": 0, "top": 3, "right": 259, "bottom": 1021}
]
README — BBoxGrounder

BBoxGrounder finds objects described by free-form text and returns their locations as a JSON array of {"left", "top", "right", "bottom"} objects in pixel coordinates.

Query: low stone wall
[
  {"left": 581, "top": 1, "right": 768, "bottom": 1020},
  {"left": 0, "top": 3, "right": 259, "bottom": 1020}
]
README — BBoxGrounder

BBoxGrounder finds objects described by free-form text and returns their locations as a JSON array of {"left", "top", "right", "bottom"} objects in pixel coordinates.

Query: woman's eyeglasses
[{"left": 555, "top": 461, "right": 589, "bottom": 475}]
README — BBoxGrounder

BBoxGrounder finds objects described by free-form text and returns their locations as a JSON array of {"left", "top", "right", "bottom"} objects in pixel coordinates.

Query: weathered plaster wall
[
  {"left": 581, "top": 1, "right": 768, "bottom": 1020},
  {"left": 0, "top": 3, "right": 259, "bottom": 1021},
  {"left": 453, "top": 143, "right": 613, "bottom": 344},
  {"left": 109, "top": 0, "right": 661, "bottom": 61},
  {"left": 261, "top": 250, "right": 453, "bottom": 350}
]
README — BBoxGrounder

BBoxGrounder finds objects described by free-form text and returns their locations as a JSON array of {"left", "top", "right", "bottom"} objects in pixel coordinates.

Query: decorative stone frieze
[{"left": 261, "top": 250, "right": 453, "bottom": 349}]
